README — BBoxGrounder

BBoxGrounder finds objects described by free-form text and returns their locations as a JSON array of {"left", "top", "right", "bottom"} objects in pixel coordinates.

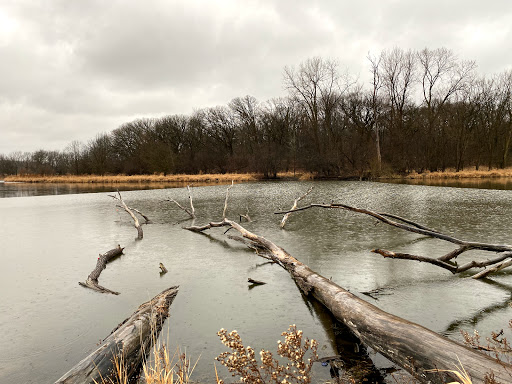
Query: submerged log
[
  {"left": 186, "top": 219, "right": 512, "bottom": 384},
  {"left": 55, "top": 286, "right": 179, "bottom": 384},
  {"left": 79, "top": 245, "right": 124, "bottom": 295}
]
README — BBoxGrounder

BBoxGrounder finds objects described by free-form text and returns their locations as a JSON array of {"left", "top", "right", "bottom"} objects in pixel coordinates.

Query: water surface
[{"left": 1, "top": 181, "right": 511, "bottom": 383}]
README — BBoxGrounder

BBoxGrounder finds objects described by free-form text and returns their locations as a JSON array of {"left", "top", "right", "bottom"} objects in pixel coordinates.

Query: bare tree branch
[
  {"left": 280, "top": 186, "right": 314, "bottom": 228},
  {"left": 166, "top": 185, "right": 196, "bottom": 219},
  {"left": 223, "top": 180, "right": 234, "bottom": 219},
  {"left": 275, "top": 203, "right": 512, "bottom": 277},
  {"left": 109, "top": 191, "right": 143, "bottom": 239}
]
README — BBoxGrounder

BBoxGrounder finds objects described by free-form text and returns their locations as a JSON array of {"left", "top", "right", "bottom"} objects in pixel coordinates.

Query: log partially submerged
[
  {"left": 276, "top": 203, "right": 512, "bottom": 278},
  {"left": 56, "top": 286, "right": 179, "bottom": 384},
  {"left": 186, "top": 219, "right": 512, "bottom": 383},
  {"left": 79, "top": 245, "right": 124, "bottom": 295}
]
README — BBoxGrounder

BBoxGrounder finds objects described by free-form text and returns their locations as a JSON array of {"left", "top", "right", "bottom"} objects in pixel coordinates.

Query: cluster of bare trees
[{"left": 1, "top": 48, "right": 511, "bottom": 177}]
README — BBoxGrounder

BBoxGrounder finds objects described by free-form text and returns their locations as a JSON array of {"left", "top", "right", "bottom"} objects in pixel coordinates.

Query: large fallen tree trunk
[
  {"left": 79, "top": 245, "right": 124, "bottom": 295},
  {"left": 55, "top": 286, "right": 179, "bottom": 384},
  {"left": 186, "top": 219, "right": 512, "bottom": 384},
  {"left": 276, "top": 203, "right": 512, "bottom": 279}
]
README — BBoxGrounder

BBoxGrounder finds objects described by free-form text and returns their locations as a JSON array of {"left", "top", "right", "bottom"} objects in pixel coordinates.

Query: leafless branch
[
  {"left": 280, "top": 186, "right": 314, "bottom": 228},
  {"left": 275, "top": 202, "right": 512, "bottom": 277}
]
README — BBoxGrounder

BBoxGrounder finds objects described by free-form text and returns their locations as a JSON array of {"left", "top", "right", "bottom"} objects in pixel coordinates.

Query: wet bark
[
  {"left": 276, "top": 203, "right": 512, "bottom": 278},
  {"left": 55, "top": 286, "right": 179, "bottom": 384},
  {"left": 79, "top": 245, "right": 124, "bottom": 295},
  {"left": 186, "top": 219, "right": 512, "bottom": 383}
]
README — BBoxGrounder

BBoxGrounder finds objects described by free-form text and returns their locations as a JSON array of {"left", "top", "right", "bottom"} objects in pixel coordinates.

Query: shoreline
[{"left": 3, "top": 168, "right": 512, "bottom": 184}]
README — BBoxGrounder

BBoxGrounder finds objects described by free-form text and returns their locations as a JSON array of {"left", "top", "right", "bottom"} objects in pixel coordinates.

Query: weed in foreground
[{"left": 215, "top": 324, "right": 319, "bottom": 384}]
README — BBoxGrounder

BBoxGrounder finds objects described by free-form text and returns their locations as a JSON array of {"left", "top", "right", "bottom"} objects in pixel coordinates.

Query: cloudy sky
[{"left": 1, "top": 0, "right": 511, "bottom": 154}]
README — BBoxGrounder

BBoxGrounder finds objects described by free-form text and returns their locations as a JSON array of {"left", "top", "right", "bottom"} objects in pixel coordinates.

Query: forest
[{"left": 1, "top": 47, "right": 511, "bottom": 178}]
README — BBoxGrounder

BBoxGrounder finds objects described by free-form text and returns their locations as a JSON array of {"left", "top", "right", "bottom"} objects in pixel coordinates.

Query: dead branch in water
[
  {"left": 166, "top": 185, "right": 195, "bottom": 219},
  {"left": 223, "top": 180, "right": 234, "bottom": 219},
  {"left": 275, "top": 203, "right": 512, "bottom": 278},
  {"left": 79, "top": 245, "right": 124, "bottom": 295},
  {"left": 280, "top": 186, "right": 314, "bottom": 228},
  {"left": 185, "top": 217, "right": 512, "bottom": 383},
  {"left": 109, "top": 191, "right": 144, "bottom": 239}
]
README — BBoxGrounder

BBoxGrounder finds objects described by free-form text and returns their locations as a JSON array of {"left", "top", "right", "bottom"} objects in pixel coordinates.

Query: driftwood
[
  {"left": 248, "top": 278, "right": 266, "bottom": 285},
  {"left": 275, "top": 203, "right": 512, "bottom": 278},
  {"left": 166, "top": 185, "right": 195, "bottom": 219},
  {"left": 79, "top": 245, "right": 124, "bottom": 295},
  {"left": 109, "top": 191, "right": 143, "bottom": 239},
  {"left": 185, "top": 218, "right": 512, "bottom": 383},
  {"left": 56, "top": 286, "right": 179, "bottom": 384},
  {"left": 280, "top": 186, "right": 314, "bottom": 228}
]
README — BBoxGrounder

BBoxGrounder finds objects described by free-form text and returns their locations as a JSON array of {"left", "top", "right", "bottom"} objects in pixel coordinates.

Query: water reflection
[
  {"left": 0, "top": 181, "right": 226, "bottom": 198},
  {"left": 384, "top": 177, "right": 512, "bottom": 190}
]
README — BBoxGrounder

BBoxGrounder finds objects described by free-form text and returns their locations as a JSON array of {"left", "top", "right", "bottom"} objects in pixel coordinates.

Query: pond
[{"left": 0, "top": 181, "right": 511, "bottom": 383}]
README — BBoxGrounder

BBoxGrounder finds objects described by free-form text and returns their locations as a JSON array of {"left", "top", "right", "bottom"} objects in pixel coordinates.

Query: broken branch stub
[
  {"left": 185, "top": 219, "right": 512, "bottom": 383},
  {"left": 275, "top": 203, "right": 512, "bottom": 278}
]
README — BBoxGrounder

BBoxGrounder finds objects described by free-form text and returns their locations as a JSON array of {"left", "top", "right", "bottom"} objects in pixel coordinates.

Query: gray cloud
[{"left": 1, "top": 0, "right": 511, "bottom": 153}]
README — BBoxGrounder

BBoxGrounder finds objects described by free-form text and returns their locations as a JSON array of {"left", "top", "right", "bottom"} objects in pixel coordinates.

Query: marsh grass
[{"left": 400, "top": 167, "right": 512, "bottom": 180}]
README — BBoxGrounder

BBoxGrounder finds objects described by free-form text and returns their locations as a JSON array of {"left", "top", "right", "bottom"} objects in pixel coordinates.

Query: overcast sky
[{"left": 1, "top": 0, "right": 511, "bottom": 154}]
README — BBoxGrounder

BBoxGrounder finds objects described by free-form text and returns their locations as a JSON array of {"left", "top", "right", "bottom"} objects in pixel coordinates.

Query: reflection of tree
[
  {"left": 299, "top": 293, "right": 389, "bottom": 383},
  {"left": 444, "top": 279, "right": 512, "bottom": 334}
]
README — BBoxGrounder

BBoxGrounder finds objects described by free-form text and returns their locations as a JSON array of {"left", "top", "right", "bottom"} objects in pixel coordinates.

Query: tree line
[{"left": 1, "top": 47, "right": 511, "bottom": 178}]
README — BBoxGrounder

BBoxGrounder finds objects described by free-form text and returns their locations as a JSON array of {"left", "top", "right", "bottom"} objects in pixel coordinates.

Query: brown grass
[
  {"left": 3, "top": 172, "right": 318, "bottom": 184},
  {"left": 384, "top": 167, "right": 512, "bottom": 180},
  {"left": 4, "top": 173, "right": 259, "bottom": 184}
]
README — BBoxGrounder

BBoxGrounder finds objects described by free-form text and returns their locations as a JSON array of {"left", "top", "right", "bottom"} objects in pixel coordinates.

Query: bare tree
[{"left": 367, "top": 52, "right": 384, "bottom": 172}]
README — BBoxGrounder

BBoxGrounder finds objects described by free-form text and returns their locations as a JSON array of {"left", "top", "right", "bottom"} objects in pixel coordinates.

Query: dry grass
[
  {"left": 4, "top": 173, "right": 259, "bottom": 184},
  {"left": 3, "top": 171, "right": 318, "bottom": 184},
  {"left": 398, "top": 167, "right": 512, "bottom": 180}
]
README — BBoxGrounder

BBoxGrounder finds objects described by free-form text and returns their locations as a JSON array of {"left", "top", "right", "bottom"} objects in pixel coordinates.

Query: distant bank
[{"left": 3, "top": 168, "right": 512, "bottom": 184}]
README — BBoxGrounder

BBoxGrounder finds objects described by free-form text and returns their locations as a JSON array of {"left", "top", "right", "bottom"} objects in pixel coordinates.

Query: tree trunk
[
  {"left": 186, "top": 219, "right": 512, "bottom": 383},
  {"left": 55, "top": 286, "right": 179, "bottom": 384}
]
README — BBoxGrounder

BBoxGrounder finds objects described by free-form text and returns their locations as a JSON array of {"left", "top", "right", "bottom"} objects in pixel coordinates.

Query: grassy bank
[
  {"left": 386, "top": 167, "right": 512, "bottom": 180},
  {"left": 4, "top": 168, "right": 512, "bottom": 184},
  {"left": 3, "top": 173, "right": 261, "bottom": 184}
]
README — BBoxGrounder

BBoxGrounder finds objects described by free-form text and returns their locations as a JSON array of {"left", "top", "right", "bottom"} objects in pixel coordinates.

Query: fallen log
[
  {"left": 79, "top": 245, "right": 124, "bottom": 295},
  {"left": 185, "top": 219, "right": 512, "bottom": 383},
  {"left": 55, "top": 286, "right": 179, "bottom": 384},
  {"left": 109, "top": 191, "right": 143, "bottom": 239},
  {"left": 275, "top": 203, "right": 512, "bottom": 278}
]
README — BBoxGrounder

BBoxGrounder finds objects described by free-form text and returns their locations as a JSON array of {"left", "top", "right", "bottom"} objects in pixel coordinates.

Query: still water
[{"left": 0, "top": 181, "right": 511, "bottom": 383}]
